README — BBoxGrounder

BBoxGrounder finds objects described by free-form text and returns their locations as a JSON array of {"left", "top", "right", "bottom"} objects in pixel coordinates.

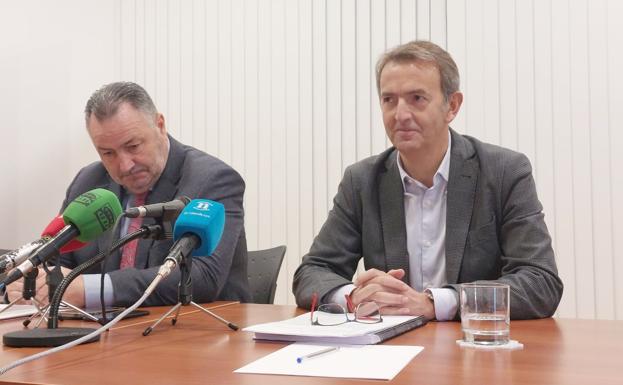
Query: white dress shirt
[
  {"left": 329, "top": 135, "right": 457, "bottom": 321},
  {"left": 396, "top": 135, "right": 457, "bottom": 320}
]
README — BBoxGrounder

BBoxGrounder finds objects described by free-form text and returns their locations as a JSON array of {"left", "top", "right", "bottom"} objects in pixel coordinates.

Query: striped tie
[{"left": 119, "top": 192, "right": 148, "bottom": 269}]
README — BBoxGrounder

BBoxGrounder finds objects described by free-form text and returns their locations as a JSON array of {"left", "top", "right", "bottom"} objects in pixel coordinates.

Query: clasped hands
[{"left": 349, "top": 268, "right": 436, "bottom": 320}]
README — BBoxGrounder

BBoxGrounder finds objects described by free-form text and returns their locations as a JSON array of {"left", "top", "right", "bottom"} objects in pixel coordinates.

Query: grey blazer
[
  {"left": 60, "top": 136, "right": 250, "bottom": 306},
  {"left": 293, "top": 129, "right": 563, "bottom": 320}
]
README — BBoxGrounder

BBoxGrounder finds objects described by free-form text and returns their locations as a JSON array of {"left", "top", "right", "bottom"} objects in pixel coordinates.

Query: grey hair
[
  {"left": 375, "top": 40, "right": 460, "bottom": 101},
  {"left": 84, "top": 81, "right": 157, "bottom": 125}
]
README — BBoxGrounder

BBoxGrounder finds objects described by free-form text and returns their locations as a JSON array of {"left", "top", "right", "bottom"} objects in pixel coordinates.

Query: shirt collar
[{"left": 397, "top": 133, "right": 452, "bottom": 191}]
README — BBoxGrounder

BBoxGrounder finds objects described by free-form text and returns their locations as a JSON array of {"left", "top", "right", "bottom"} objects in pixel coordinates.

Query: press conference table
[{"left": 0, "top": 303, "right": 621, "bottom": 385}]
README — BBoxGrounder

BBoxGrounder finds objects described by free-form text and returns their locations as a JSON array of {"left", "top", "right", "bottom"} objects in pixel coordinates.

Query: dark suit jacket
[
  {"left": 293, "top": 129, "right": 563, "bottom": 319},
  {"left": 60, "top": 136, "right": 250, "bottom": 306}
]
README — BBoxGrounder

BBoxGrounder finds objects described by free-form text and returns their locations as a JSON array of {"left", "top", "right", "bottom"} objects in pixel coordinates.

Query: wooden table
[{"left": 0, "top": 303, "right": 621, "bottom": 384}]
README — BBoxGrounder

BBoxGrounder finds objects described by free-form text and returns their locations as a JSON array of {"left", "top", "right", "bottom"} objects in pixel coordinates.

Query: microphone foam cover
[
  {"left": 173, "top": 199, "right": 225, "bottom": 256},
  {"left": 41, "top": 216, "right": 86, "bottom": 252},
  {"left": 41, "top": 216, "right": 67, "bottom": 237},
  {"left": 62, "top": 188, "right": 123, "bottom": 242}
]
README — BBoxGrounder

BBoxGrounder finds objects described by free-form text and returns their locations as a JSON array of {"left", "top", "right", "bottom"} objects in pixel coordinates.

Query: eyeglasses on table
[{"left": 310, "top": 292, "right": 383, "bottom": 326}]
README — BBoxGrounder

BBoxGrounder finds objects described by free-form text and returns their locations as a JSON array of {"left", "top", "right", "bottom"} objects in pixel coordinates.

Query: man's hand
[
  {"left": 350, "top": 268, "right": 436, "bottom": 320},
  {"left": 6, "top": 266, "right": 85, "bottom": 308}
]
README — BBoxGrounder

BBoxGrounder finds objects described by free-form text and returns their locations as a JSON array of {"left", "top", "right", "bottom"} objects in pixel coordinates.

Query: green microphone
[
  {"left": 0, "top": 188, "right": 122, "bottom": 288},
  {"left": 62, "top": 188, "right": 123, "bottom": 242}
]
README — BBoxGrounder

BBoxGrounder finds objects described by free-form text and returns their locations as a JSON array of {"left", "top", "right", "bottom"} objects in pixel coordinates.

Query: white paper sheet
[
  {"left": 0, "top": 304, "right": 38, "bottom": 320},
  {"left": 234, "top": 343, "right": 424, "bottom": 380}
]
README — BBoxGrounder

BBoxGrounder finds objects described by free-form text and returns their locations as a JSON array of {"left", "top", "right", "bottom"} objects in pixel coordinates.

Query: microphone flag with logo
[
  {"left": 62, "top": 188, "right": 122, "bottom": 242},
  {"left": 172, "top": 199, "right": 225, "bottom": 257}
]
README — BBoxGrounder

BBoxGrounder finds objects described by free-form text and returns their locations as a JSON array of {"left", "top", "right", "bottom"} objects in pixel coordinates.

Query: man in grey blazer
[
  {"left": 8, "top": 82, "right": 250, "bottom": 308},
  {"left": 293, "top": 41, "right": 563, "bottom": 320}
]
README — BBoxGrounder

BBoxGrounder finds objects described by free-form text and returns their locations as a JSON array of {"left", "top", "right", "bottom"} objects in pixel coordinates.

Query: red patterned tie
[{"left": 119, "top": 192, "right": 148, "bottom": 269}]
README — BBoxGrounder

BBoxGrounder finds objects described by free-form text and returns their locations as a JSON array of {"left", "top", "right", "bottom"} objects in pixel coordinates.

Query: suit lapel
[
  {"left": 445, "top": 129, "right": 478, "bottom": 284},
  {"left": 378, "top": 150, "right": 410, "bottom": 284},
  {"left": 136, "top": 136, "right": 185, "bottom": 269}
]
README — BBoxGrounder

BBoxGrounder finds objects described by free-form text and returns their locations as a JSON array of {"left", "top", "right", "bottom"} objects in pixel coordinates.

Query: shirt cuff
[
  {"left": 82, "top": 273, "right": 114, "bottom": 310},
  {"left": 325, "top": 284, "right": 356, "bottom": 308},
  {"left": 428, "top": 288, "right": 458, "bottom": 321}
]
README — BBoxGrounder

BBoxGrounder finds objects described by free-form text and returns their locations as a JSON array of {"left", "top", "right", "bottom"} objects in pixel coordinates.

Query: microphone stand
[
  {"left": 2, "top": 229, "right": 152, "bottom": 348},
  {"left": 24, "top": 263, "right": 98, "bottom": 328},
  {"left": 143, "top": 252, "right": 238, "bottom": 336},
  {"left": 0, "top": 269, "right": 47, "bottom": 320}
]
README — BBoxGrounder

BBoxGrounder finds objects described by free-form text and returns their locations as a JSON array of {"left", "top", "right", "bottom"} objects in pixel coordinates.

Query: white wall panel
[
  {"left": 2, "top": 0, "right": 622, "bottom": 319},
  {"left": 608, "top": 0, "right": 623, "bottom": 321},
  {"left": 498, "top": 0, "right": 518, "bottom": 150},
  {"left": 355, "top": 0, "right": 372, "bottom": 160},
  {"left": 445, "top": 0, "right": 466, "bottom": 132},
  {"left": 569, "top": 0, "right": 596, "bottom": 319},
  {"left": 341, "top": 0, "right": 357, "bottom": 173},
  {"left": 401, "top": 0, "right": 417, "bottom": 40},
  {"left": 481, "top": 0, "right": 499, "bottom": 145},
  {"left": 326, "top": 0, "right": 342, "bottom": 204},
  {"left": 297, "top": 0, "right": 315, "bottom": 265},
  {"left": 311, "top": 0, "right": 328, "bottom": 237},
  {"left": 464, "top": 0, "right": 484, "bottom": 140},
  {"left": 370, "top": 0, "right": 388, "bottom": 154},
  {"left": 416, "top": 0, "right": 430, "bottom": 39},
  {"left": 588, "top": 0, "right": 614, "bottom": 320},
  {"left": 516, "top": 0, "right": 536, "bottom": 163},
  {"left": 533, "top": 0, "right": 557, "bottom": 314},
  {"left": 269, "top": 0, "right": 288, "bottom": 303},
  {"left": 283, "top": 0, "right": 301, "bottom": 306},
  {"left": 550, "top": 0, "right": 576, "bottom": 318}
]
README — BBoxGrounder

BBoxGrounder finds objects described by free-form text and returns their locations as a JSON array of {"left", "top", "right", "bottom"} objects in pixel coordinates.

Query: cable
[{"left": 0, "top": 269, "right": 166, "bottom": 375}]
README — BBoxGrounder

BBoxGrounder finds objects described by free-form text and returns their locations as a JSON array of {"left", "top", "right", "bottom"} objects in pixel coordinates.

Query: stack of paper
[{"left": 243, "top": 312, "right": 426, "bottom": 344}]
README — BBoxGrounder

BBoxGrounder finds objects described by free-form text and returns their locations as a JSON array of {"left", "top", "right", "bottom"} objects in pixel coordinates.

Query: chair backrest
[{"left": 247, "top": 245, "right": 286, "bottom": 304}]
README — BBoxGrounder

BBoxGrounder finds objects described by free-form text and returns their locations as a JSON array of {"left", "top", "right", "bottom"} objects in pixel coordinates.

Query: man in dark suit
[
  {"left": 293, "top": 41, "right": 563, "bottom": 320},
  {"left": 9, "top": 82, "right": 250, "bottom": 308}
]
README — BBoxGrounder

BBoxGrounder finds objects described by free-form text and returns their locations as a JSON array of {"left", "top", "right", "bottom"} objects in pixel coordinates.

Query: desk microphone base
[{"left": 2, "top": 327, "right": 99, "bottom": 347}]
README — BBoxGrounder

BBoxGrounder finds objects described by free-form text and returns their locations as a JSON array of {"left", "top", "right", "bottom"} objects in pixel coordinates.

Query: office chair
[{"left": 247, "top": 245, "right": 286, "bottom": 304}]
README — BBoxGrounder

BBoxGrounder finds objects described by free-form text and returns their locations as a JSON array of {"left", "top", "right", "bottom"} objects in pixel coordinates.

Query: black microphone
[{"left": 125, "top": 196, "right": 191, "bottom": 219}]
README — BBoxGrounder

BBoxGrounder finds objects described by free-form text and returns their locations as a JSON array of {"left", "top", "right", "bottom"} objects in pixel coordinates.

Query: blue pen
[{"left": 296, "top": 346, "right": 340, "bottom": 364}]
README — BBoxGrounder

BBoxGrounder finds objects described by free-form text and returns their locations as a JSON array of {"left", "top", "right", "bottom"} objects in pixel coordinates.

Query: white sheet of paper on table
[
  {"left": 0, "top": 304, "right": 38, "bottom": 320},
  {"left": 234, "top": 343, "right": 424, "bottom": 381}
]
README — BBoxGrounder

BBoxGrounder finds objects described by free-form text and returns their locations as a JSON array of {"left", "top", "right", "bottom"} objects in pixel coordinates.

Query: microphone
[
  {"left": 157, "top": 199, "right": 225, "bottom": 277},
  {"left": 0, "top": 240, "right": 47, "bottom": 275},
  {"left": 41, "top": 216, "right": 86, "bottom": 254},
  {"left": 0, "top": 188, "right": 122, "bottom": 288},
  {"left": 0, "top": 217, "right": 88, "bottom": 274},
  {"left": 125, "top": 196, "right": 191, "bottom": 219},
  {"left": 144, "top": 199, "right": 238, "bottom": 334}
]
